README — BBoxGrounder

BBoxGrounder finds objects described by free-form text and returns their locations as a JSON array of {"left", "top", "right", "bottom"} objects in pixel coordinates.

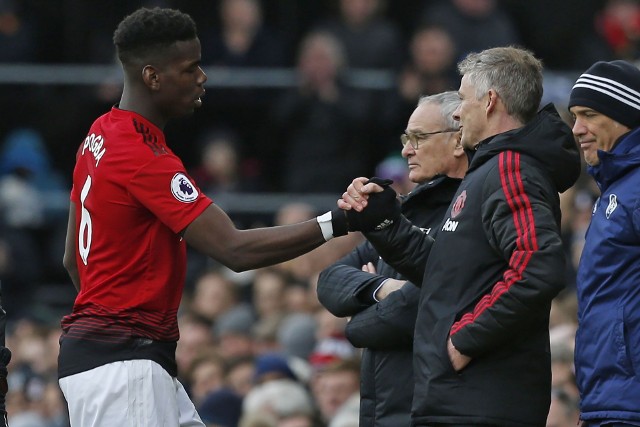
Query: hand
[
  {"left": 361, "top": 261, "right": 377, "bottom": 274},
  {"left": 337, "top": 177, "right": 384, "bottom": 212},
  {"left": 447, "top": 337, "right": 471, "bottom": 372},
  {"left": 375, "top": 278, "right": 406, "bottom": 301}
]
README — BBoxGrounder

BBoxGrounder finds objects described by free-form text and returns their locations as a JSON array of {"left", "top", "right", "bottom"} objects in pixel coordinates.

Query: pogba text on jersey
[{"left": 82, "top": 133, "right": 106, "bottom": 167}]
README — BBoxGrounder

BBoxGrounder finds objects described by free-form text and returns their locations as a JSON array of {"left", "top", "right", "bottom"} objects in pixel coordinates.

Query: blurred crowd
[{"left": 1, "top": 0, "right": 639, "bottom": 425}]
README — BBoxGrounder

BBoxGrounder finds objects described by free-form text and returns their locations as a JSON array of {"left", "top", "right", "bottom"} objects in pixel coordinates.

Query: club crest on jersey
[
  {"left": 451, "top": 190, "right": 466, "bottom": 218},
  {"left": 171, "top": 173, "right": 198, "bottom": 203}
]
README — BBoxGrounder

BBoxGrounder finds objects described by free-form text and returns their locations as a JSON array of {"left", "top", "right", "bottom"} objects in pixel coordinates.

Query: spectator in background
[
  {"left": 277, "top": 312, "right": 317, "bottom": 362},
  {"left": 0, "top": 0, "right": 37, "bottom": 62},
  {"left": 317, "top": 91, "right": 466, "bottom": 427},
  {"left": 241, "top": 378, "right": 317, "bottom": 426},
  {"left": 175, "top": 313, "right": 216, "bottom": 385},
  {"left": 251, "top": 311, "right": 286, "bottom": 357},
  {"left": 189, "top": 269, "right": 240, "bottom": 325},
  {"left": 310, "top": 358, "right": 360, "bottom": 426},
  {"left": 0, "top": 128, "right": 67, "bottom": 315},
  {"left": 314, "top": 0, "right": 407, "bottom": 171},
  {"left": 314, "top": 0, "right": 409, "bottom": 171},
  {"left": 282, "top": 278, "right": 318, "bottom": 315},
  {"left": 308, "top": 309, "right": 358, "bottom": 373},
  {"left": 214, "top": 304, "right": 256, "bottom": 360},
  {"left": 198, "top": 386, "right": 243, "bottom": 427},
  {"left": 225, "top": 356, "right": 255, "bottom": 398},
  {"left": 380, "top": 24, "right": 460, "bottom": 156},
  {"left": 568, "top": 60, "right": 640, "bottom": 426},
  {"left": 269, "top": 31, "right": 372, "bottom": 193},
  {"left": 198, "top": 0, "right": 287, "bottom": 185},
  {"left": 501, "top": 0, "right": 613, "bottom": 70},
  {"left": 315, "top": 0, "right": 403, "bottom": 71},
  {"left": 420, "top": 0, "right": 520, "bottom": 62},
  {"left": 186, "top": 349, "right": 228, "bottom": 407},
  {"left": 200, "top": 0, "right": 285, "bottom": 68},
  {"left": 4, "top": 319, "right": 67, "bottom": 427},
  {"left": 190, "top": 128, "right": 264, "bottom": 195},
  {"left": 597, "top": 0, "right": 640, "bottom": 61},
  {"left": 399, "top": 25, "right": 459, "bottom": 101},
  {"left": 251, "top": 269, "right": 288, "bottom": 321}
]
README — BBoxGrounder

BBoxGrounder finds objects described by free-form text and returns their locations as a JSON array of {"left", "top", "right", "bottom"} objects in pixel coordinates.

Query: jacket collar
[{"left": 588, "top": 126, "right": 640, "bottom": 188}]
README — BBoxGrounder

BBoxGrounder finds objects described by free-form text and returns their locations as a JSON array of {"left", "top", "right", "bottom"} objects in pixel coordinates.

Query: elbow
[
  {"left": 344, "top": 324, "right": 363, "bottom": 349},
  {"left": 208, "top": 246, "right": 251, "bottom": 273},
  {"left": 223, "top": 260, "right": 248, "bottom": 273}
]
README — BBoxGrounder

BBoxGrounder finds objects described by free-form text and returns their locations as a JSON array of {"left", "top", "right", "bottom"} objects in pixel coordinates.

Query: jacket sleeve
[
  {"left": 364, "top": 214, "right": 435, "bottom": 286},
  {"left": 345, "top": 281, "right": 419, "bottom": 349},
  {"left": 317, "top": 241, "right": 386, "bottom": 317},
  {"left": 450, "top": 153, "right": 566, "bottom": 357}
]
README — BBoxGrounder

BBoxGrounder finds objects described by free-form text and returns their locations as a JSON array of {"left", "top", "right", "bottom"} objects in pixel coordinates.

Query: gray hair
[
  {"left": 457, "top": 46, "right": 543, "bottom": 124},
  {"left": 418, "top": 91, "right": 460, "bottom": 130},
  {"left": 243, "top": 379, "right": 315, "bottom": 418}
]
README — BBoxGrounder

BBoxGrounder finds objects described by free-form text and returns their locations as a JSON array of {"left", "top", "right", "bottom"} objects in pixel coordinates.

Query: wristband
[{"left": 316, "top": 211, "right": 335, "bottom": 241}]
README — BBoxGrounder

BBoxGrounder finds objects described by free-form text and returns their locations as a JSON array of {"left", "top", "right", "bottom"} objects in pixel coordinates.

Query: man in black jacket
[
  {"left": 317, "top": 91, "right": 467, "bottom": 427},
  {"left": 337, "top": 47, "right": 581, "bottom": 426}
]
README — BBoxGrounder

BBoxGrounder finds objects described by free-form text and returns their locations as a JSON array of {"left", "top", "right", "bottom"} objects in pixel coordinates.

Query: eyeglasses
[{"left": 400, "top": 129, "right": 459, "bottom": 150}]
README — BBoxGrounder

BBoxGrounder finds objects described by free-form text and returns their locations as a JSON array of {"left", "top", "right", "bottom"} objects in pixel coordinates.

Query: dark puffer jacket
[{"left": 317, "top": 176, "right": 460, "bottom": 427}]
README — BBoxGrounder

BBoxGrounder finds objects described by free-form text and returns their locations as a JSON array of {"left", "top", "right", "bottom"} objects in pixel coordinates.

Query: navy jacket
[
  {"left": 575, "top": 127, "right": 640, "bottom": 423},
  {"left": 365, "top": 104, "right": 581, "bottom": 427}
]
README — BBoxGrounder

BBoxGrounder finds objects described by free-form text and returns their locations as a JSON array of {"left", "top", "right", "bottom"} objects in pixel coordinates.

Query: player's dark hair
[{"left": 113, "top": 7, "right": 197, "bottom": 66}]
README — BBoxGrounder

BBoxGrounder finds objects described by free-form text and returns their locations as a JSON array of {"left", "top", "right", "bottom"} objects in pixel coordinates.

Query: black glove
[
  {"left": 0, "top": 345, "right": 10, "bottom": 426},
  {"left": 331, "top": 177, "right": 400, "bottom": 233}
]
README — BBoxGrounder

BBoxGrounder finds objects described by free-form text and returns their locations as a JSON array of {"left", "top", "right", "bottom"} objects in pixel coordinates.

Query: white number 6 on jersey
[{"left": 79, "top": 175, "right": 92, "bottom": 265}]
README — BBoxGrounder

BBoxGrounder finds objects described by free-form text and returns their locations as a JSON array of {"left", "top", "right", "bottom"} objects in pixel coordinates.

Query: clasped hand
[
  {"left": 335, "top": 177, "right": 400, "bottom": 232},
  {"left": 338, "top": 177, "right": 384, "bottom": 212}
]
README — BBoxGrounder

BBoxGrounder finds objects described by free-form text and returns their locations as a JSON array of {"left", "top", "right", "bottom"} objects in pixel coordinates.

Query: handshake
[{"left": 317, "top": 177, "right": 401, "bottom": 240}]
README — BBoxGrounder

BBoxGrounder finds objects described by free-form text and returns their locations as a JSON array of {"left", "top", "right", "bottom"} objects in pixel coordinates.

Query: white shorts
[{"left": 59, "top": 359, "right": 204, "bottom": 427}]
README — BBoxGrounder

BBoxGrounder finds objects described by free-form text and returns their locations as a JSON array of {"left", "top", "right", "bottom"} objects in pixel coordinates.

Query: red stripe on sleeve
[{"left": 450, "top": 152, "right": 538, "bottom": 336}]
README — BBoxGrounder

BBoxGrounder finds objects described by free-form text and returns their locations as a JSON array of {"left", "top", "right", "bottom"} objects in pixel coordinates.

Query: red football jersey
[{"left": 62, "top": 107, "right": 212, "bottom": 342}]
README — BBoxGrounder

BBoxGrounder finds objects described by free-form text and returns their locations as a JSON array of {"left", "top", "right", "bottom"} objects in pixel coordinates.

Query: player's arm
[
  {"left": 183, "top": 175, "right": 407, "bottom": 272},
  {"left": 62, "top": 202, "right": 80, "bottom": 292},
  {"left": 183, "top": 203, "right": 329, "bottom": 272}
]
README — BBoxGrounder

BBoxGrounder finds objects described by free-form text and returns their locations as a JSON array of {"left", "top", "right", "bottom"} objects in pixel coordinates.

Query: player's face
[
  {"left": 155, "top": 38, "right": 207, "bottom": 118},
  {"left": 570, "top": 105, "right": 630, "bottom": 166}
]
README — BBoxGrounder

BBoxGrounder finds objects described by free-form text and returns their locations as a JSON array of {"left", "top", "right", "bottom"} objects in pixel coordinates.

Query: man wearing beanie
[{"left": 569, "top": 60, "right": 640, "bottom": 427}]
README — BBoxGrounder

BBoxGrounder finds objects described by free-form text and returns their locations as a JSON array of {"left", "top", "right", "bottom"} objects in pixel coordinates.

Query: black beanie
[{"left": 568, "top": 60, "right": 640, "bottom": 128}]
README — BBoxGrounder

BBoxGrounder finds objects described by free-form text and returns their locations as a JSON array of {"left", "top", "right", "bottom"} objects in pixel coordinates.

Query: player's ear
[{"left": 142, "top": 65, "right": 160, "bottom": 90}]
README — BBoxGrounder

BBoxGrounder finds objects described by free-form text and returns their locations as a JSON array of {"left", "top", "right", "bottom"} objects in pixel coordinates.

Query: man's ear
[
  {"left": 453, "top": 139, "right": 465, "bottom": 158},
  {"left": 486, "top": 89, "right": 498, "bottom": 114},
  {"left": 142, "top": 65, "right": 160, "bottom": 90}
]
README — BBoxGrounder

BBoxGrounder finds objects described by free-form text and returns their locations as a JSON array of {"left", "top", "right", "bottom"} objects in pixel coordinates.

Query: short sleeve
[{"left": 128, "top": 154, "right": 212, "bottom": 234}]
